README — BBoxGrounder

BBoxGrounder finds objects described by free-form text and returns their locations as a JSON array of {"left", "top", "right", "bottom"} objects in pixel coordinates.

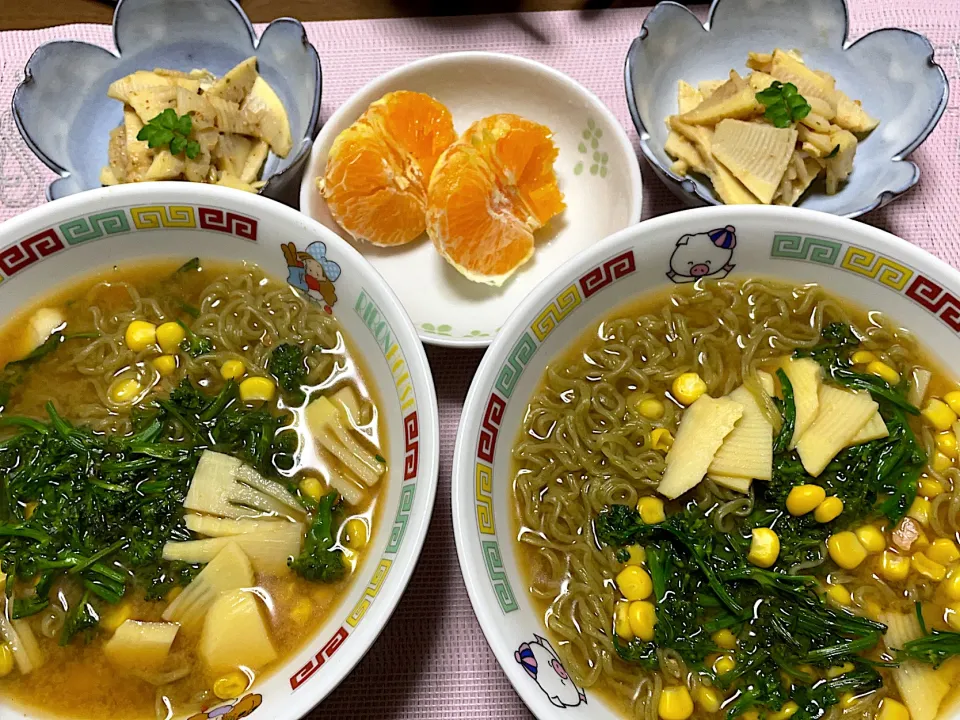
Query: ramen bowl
[
  {"left": 0, "top": 183, "right": 438, "bottom": 720},
  {"left": 453, "top": 205, "right": 960, "bottom": 718}
]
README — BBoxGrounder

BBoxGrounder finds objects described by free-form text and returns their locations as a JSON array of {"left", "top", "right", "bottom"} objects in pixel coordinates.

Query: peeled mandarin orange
[
  {"left": 321, "top": 91, "right": 456, "bottom": 247},
  {"left": 426, "top": 114, "right": 564, "bottom": 285}
]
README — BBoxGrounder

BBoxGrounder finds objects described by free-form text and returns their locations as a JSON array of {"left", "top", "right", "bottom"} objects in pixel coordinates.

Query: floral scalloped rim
[{"left": 420, "top": 323, "right": 501, "bottom": 339}]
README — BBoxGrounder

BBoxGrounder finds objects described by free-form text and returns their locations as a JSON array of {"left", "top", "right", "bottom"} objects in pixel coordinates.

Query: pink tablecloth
[{"left": 0, "top": 4, "right": 958, "bottom": 718}]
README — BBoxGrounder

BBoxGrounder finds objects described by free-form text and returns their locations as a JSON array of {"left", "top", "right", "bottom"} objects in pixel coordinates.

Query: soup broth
[
  {"left": 0, "top": 259, "right": 387, "bottom": 719},
  {"left": 513, "top": 279, "right": 960, "bottom": 720}
]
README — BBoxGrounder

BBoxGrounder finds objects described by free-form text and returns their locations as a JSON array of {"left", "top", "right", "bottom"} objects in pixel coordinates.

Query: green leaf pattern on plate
[
  {"left": 576, "top": 118, "right": 608, "bottom": 178},
  {"left": 419, "top": 323, "right": 498, "bottom": 339}
]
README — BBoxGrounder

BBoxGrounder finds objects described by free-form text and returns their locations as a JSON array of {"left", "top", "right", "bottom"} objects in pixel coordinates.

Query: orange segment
[
  {"left": 321, "top": 91, "right": 456, "bottom": 247},
  {"left": 427, "top": 114, "right": 564, "bottom": 285},
  {"left": 426, "top": 143, "right": 535, "bottom": 283}
]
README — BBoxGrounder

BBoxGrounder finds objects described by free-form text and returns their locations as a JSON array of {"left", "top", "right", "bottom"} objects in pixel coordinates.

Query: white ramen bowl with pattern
[
  {"left": 0, "top": 183, "right": 439, "bottom": 720},
  {"left": 452, "top": 205, "right": 960, "bottom": 718}
]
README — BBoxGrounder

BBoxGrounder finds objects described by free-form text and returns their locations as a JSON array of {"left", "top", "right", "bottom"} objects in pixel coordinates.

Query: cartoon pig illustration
[
  {"left": 666, "top": 225, "right": 737, "bottom": 283},
  {"left": 515, "top": 635, "right": 586, "bottom": 709}
]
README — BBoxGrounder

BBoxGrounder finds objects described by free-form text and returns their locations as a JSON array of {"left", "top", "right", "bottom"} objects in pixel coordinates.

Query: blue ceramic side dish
[
  {"left": 625, "top": 0, "right": 949, "bottom": 218},
  {"left": 11, "top": 0, "right": 321, "bottom": 202}
]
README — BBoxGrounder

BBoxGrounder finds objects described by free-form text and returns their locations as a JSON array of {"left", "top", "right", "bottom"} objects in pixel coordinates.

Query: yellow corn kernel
[
  {"left": 344, "top": 518, "right": 368, "bottom": 550},
  {"left": 748, "top": 528, "right": 780, "bottom": 568},
  {"left": 741, "top": 713, "right": 760, "bottom": 720},
  {"left": 877, "top": 698, "right": 910, "bottom": 720},
  {"left": 152, "top": 354, "right": 177, "bottom": 377},
  {"left": 786, "top": 485, "right": 826, "bottom": 516},
  {"left": 658, "top": 686, "right": 694, "bottom": 720},
  {"left": 108, "top": 377, "right": 142, "bottom": 404},
  {"left": 770, "top": 701, "right": 799, "bottom": 720},
  {"left": 713, "top": 654, "right": 736, "bottom": 675},
  {"left": 826, "top": 661, "right": 854, "bottom": 679},
  {"left": 627, "top": 600, "right": 657, "bottom": 641},
  {"left": 945, "top": 391, "right": 960, "bottom": 416},
  {"left": 639, "top": 398, "right": 666, "bottom": 420},
  {"left": 638, "top": 496, "right": 666, "bottom": 524},
  {"left": 220, "top": 359, "right": 246, "bottom": 381},
  {"left": 0, "top": 644, "right": 12, "bottom": 678},
  {"left": 616, "top": 565, "right": 653, "bottom": 601},
  {"left": 923, "top": 399, "right": 958, "bottom": 432},
  {"left": 165, "top": 586, "right": 184, "bottom": 604},
  {"left": 651, "top": 428, "right": 674, "bottom": 452},
  {"left": 933, "top": 451, "right": 953, "bottom": 473},
  {"left": 879, "top": 551, "right": 911, "bottom": 581},
  {"left": 814, "top": 496, "right": 844, "bottom": 523},
  {"left": 614, "top": 601, "right": 633, "bottom": 639},
  {"left": 672, "top": 373, "right": 707, "bottom": 406},
  {"left": 213, "top": 670, "right": 249, "bottom": 700},
  {"left": 100, "top": 602, "right": 132, "bottom": 633},
  {"left": 155, "top": 321, "right": 186, "bottom": 354},
  {"left": 712, "top": 628, "right": 738, "bottom": 650},
  {"left": 855, "top": 525, "right": 886, "bottom": 554},
  {"left": 942, "top": 567, "right": 960, "bottom": 600},
  {"left": 936, "top": 431, "right": 958, "bottom": 458},
  {"left": 694, "top": 686, "right": 722, "bottom": 713},
  {"left": 299, "top": 476, "right": 323, "bottom": 503},
  {"left": 23, "top": 502, "right": 37, "bottom": 520},
  {"left": 625, "top": 545, "right": 646, "bottom": 566},
  {"left": 851, "top": 350, "right": 877, "bottom": 365},
  {"left": 907, "top": 496, "right": 931, "bottom": 525},
  {"left": 867, "top": 361, "right": 900, "bottom": 385},
  {"left": 289, "top": 597, "right": 313, "bottom": 624},
  {"left": 946, "top": 602, "right": 960, "bottom": 631},
  {"left": 826, "top": 583, "right": 852, "bottom": 606},
  {"left": 918, "top": 476, "right": 944, "bottom": 499},
  {"left": 928, "top": 538, "right": 960, "bottom": 566},
  {"left": 911, "top": 551, "right": 947, "bottom": 581},
  {"left": 124, "top": 320, "right": 157, "bottom": 352},
  {"left": 239, "top": 376, "right": 276, "bottom": 403},
  {"left": 828, "top": 531, "right": 867, "bottom": 570}
]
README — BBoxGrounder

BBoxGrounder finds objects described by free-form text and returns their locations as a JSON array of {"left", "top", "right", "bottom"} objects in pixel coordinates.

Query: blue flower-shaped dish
[
  {"left": 12, "top": 0, "right": 321, "bottom": 202},
  {"left": 625, "top": 0, "right": 949, "bottom": 218}
]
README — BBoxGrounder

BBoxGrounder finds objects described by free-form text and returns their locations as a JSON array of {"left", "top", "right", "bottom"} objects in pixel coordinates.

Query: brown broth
[{"left": 0, "top": 259, "right": 387, "bottom": 719}]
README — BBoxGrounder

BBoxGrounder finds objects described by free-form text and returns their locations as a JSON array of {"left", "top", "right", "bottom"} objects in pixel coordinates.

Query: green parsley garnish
[
  {"left": 136, "top": 108, "right": 200, "bottom": 159},
  {"left": 755, "top": 81, "right": 812, "bottom": 129}
]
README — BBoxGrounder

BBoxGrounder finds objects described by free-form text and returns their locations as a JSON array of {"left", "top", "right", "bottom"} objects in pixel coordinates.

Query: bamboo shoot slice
[
  {"left": 709, "top": 383, "right": 774, "bottom": 480},
  {"left": 162, "top": 541, "right": 254, "bottom": 631},
  {"left": 658, "top": 396, "right": 744, "bottom": 499},
  {"left": 697, "top": 80, "right": 725, "bottom": 99},
  {"left": 107, "top": 71, "right": 172, "bottom": 103},
  {"left": 784, "top": 358, "right": 822, "bottom": 449},
  {"left": 163, "top": 526, "right": 302, "bottom": 574},
  {"left": 712, "top": 119, "right": 797, "bottom": 204},
  {"left": 882, "top": 611, "right": 952, "bottom": 720},
  {"left": 710, "top": 474, "right": 752, "bottom": 494},
  {"left": 240, "top": 76, "right": 293, "bottom": 157},
  {"left": 104, "top": 621, "right": 179, "bottom": 670},
  {"left": 678, "top": 71, "right": 759, "bottom": 126},
  {"left": 240, "top": 139, "right": 270, "bottom": 184},
  {"left": 850, "top": 412, "right": 888, "bottom": 445},
  {"left": 126, "top": 86, "right": 178, "bottom": 125},
  {"left": 834, "top": 91, "right": 879, "bottom": 133},
  {"left": 669, "top": 119, "right": 759, "bottom": 205},
  {"left": 199, "top": 590, "right": 277, "bottom": 674},
  {"left": 796, "top": 385, "right": 877, "bottom": 476},
  {"left": 770, "top": 49, "right": 838, "bottom": 112},
  {"left": 207, "top": 56, "right": 259, "bottom": 104},
  {"left": 677, "top": 80, "right": 704, "bottom": 114}
]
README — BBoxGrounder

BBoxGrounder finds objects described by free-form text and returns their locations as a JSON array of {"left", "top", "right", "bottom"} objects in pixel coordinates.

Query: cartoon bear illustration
[
  {"left": 515, "top": 634, "right": 586, "bottom": 708},
  {"left": 666, "top": 225, "right": 737, "bottom": 283},
  {"left": 187, "top": 693, "right": 262, "bottom": 720},
  {"left": 282, "top": 241, "right": 341, "bottom": 313}
]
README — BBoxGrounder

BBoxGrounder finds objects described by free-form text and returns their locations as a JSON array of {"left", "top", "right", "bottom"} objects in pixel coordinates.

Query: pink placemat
[{"left": 0, "top": 5, "right": 958, "bottom": 719}]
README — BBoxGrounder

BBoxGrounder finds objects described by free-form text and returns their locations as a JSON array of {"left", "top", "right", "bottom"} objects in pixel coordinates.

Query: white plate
[{"left": 299, "top": 52, "right": 642, "bottom": 348}]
